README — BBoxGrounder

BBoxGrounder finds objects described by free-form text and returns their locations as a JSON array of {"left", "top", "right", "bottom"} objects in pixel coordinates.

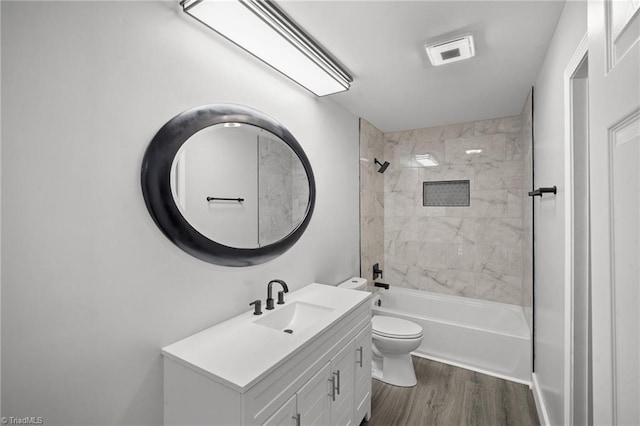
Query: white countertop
[{"left": 161, "top": 283, "right": 370, "bottom": 393}]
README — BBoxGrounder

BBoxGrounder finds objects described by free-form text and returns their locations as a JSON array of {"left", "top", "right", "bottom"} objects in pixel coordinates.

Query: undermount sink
[{"left": 254, "top": 301, "right": 334, "bottom": 335}]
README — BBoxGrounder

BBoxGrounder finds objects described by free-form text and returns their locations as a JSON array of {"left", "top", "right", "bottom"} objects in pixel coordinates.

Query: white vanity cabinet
[{"left": 162, "top": 284, "right": 372, "bottom": 426}]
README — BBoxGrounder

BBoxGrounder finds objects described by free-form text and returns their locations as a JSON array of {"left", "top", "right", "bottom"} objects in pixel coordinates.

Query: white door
[{"left": 588, "top": 0, "right": 640, "bottom": 424}]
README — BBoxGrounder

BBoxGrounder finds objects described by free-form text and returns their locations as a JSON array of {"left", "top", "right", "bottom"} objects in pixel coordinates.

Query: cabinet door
[
  {"left": 330, "top": 340, "right": 355, "bottom": 426},
  {"left": 262, "top": 394, "right": 297, "bottom": 426},
  {"left": 297, "top": 363, "right": 331, "bottom": 426},
  {"left": 353, "top": 324, "right": 372, "bottom": 423}
]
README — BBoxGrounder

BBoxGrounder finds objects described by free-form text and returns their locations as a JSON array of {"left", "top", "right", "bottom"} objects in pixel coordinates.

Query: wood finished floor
[{"left": 363, "top": 357, "right": 540, "bottom": 426}]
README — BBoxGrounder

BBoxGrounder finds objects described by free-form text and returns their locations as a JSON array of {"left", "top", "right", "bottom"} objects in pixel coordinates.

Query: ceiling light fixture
[
  {"left": 181, "top": 0, "right": 352, "bottom": 97},
  {"left": 425, "top": 35, "right": 475, "bottom": 66},
  {"left": 465, "top": 149, "right": 483, "bottom": 154}
]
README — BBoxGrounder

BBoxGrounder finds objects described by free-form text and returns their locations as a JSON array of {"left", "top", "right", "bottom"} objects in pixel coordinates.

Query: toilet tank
[{"left": 338, "top": 277, "right": 368, "bottom": 291}]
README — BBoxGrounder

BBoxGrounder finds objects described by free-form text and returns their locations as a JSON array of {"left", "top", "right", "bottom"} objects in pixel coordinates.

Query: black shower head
[{"left": 374, "top": 158, "right": 390, "bottom": 173}]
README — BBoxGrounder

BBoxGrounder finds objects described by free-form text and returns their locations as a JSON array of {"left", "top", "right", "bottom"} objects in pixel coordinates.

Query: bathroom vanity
[{"left": 162, "top": 284, "right": 372, "bottom": 425}]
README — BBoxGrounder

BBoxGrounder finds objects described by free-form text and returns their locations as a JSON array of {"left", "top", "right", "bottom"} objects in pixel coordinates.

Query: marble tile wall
[
  {"left": 359, "top": 119, "right": 385, "bottom": 282},
  {"left": 258, "top": 136, "right": 308, "bottom": 246},
  {"left": 521, "top": 89, "right": 534, "bottom": 328},
  {"left": 383, "top": 115, "right": 528, "bottom": 305}
]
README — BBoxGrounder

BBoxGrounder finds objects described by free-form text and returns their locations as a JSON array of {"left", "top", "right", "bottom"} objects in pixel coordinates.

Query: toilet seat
[{"left": 372, "top": 315, "right": 423, "bottom": 339}]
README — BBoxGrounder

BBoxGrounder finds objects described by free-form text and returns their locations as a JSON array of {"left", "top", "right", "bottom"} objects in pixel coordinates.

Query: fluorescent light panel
[{"left": 181, "top": 0, "right": 352, "bottom": 97}]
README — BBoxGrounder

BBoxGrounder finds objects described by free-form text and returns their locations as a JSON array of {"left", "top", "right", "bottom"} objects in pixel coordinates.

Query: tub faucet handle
[{"left": 373, "top": 263, "right": 383, "bottom": 280}]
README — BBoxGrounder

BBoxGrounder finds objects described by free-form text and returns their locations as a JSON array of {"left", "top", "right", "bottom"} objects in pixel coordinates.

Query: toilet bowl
[
  {"left": 337, "top": 277, "right": 424, "bottom": 387},
  {"left": 371, "top": 315, "right": 423, "bottom": 387}
]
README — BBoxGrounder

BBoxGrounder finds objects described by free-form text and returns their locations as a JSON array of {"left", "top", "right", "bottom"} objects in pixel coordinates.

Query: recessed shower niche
[
  {"left": 141, "top": 104, "right": 316, "bottom": 267},
  {"left": 423, "top": 180, "right": 471, "bottom": 207}
]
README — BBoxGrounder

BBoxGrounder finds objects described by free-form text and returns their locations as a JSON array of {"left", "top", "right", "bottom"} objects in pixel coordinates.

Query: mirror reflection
[{"left": 170, "top": 123, "right": 310, "bottom": 249}]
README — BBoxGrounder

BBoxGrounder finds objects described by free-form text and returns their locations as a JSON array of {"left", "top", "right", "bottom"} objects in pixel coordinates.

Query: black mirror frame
[{"left": 141, "top": 104, "right": 316, "bottom": 267}]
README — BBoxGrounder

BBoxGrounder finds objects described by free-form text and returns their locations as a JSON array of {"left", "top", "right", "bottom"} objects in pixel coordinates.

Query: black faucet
[{"left": 266, "top": 279, "right": 289, "bottom": 310}]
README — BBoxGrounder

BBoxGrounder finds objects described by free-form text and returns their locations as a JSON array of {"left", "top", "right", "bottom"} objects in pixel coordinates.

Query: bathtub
[{"left": 371, "top": 287, "right": 532, "bottom": 385}]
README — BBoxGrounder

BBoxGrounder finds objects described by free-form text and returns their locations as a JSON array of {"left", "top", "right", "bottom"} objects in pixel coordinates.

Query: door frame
[{"left": 563, "top": 32, "right": 589, "bottom": 426}]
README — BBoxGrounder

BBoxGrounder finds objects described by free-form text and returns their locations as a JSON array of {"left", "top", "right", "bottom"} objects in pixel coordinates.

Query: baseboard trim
[{"left": 532, "top": 373, "right": 551, "bottom": 426}]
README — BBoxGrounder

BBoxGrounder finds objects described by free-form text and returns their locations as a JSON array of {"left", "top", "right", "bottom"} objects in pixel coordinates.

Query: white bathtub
[{"left": 371, "top": 287, "right": 532, "bottom": 385}]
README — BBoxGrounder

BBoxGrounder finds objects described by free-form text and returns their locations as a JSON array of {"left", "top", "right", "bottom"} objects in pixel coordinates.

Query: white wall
[
  {"left": 1, "top": 2, "right": 360, "bottom": 425},
  {"left": 532, "top": 1, "right": 587, "bottom": 424},
  {"left": 182, "top": 126, "right": 259, "bottom": 247}
]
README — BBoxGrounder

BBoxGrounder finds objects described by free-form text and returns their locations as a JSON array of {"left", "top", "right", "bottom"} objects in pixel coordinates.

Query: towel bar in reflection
[{"left": 206, "top": 197, "right": 245, "bottom": 202}]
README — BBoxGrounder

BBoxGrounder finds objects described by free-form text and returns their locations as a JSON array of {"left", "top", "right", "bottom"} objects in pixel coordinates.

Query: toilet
[{"left": 338, "top": 277, "right": 423, "bottom": 387}]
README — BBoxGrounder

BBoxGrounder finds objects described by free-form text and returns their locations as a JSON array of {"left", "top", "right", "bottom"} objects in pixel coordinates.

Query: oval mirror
[{"left": 141, "top": 104, "right": 316, "bottom": 266}]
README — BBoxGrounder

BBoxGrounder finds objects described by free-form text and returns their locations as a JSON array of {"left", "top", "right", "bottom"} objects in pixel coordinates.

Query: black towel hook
[{"left": 528, "top": 186, "right": 557, "bottom": 197}]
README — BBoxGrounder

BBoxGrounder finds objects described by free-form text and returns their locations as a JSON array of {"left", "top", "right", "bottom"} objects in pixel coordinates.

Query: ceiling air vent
[{"left": 425, "top": 35, "right": 475, "bottom": 66}]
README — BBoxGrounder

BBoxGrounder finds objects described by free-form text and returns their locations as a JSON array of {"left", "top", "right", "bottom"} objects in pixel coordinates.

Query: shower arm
[{"left": 374, "top": 158, "right": 390, "bottom": 173}]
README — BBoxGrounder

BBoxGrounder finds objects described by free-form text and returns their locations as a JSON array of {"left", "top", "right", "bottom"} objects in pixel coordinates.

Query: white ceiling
[{"left": 279, "top": 1, "right": 566, "bottom": 132}]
